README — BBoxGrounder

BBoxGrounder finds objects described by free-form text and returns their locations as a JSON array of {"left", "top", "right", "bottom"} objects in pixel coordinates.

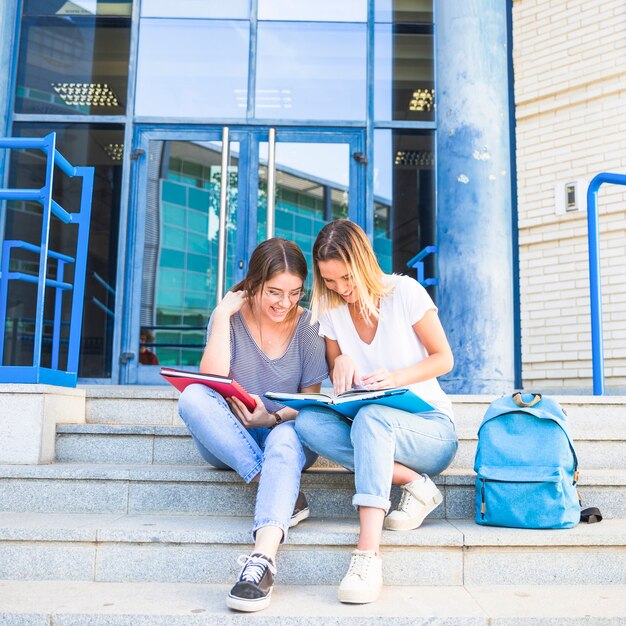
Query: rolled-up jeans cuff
[
  {"left": 252, "top": 519, "right": 288, "bottom": 544},
  {"left": 352, "top": 493, "right": 391, "bottom": 513},
  {"left": 242, "top": 460, "right": 263, "bottom": 484}
]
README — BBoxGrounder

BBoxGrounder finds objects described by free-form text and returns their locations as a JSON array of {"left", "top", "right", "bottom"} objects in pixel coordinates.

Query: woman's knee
[
  {"left": 178, "top": 384, "right": 218, "bottom": 423},
  {"left": 351, "top": 405, "right": 392, "bottom": 438}
]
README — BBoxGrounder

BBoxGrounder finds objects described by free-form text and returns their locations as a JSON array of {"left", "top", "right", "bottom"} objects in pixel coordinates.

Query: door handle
[
  {"left": 266, "top": 128, "right": 276, "bottom": 239},
  {"left": 216, "top": 127, "right": 230, "bottom": 304}
]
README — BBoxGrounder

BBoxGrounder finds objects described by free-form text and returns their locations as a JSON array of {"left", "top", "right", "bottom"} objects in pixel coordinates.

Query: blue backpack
[{"left": 474, "top": 392, "right": 586, "bottom": 529}]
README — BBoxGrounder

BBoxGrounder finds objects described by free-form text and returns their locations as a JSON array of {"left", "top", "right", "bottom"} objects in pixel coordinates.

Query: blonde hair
[{"left": 311, "top": 220, "right": 392, "bottom": 322}]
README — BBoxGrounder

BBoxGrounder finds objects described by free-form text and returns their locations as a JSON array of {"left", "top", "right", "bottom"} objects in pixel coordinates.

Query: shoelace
[
  {"left": 236, "top": 554, "right": 276, "bottom": 585},
  {"left": 397, "top": 487, "right": 415, "bottom": 512},
  {"left": 346, "top": 552, "right": 372, "bottom": 580}
]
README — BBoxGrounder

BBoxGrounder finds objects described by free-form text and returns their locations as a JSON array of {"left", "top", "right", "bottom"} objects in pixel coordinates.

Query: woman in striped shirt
[{"left": 178, "top": 238, "right": 328, "bottom": 613}]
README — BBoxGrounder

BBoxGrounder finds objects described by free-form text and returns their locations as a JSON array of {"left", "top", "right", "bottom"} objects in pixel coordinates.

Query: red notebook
[{"left": 160, "top": 367, "right": 257, "bottom": 412}]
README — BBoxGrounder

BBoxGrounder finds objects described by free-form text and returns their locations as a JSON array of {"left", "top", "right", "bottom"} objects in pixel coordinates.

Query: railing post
[
  {"left": 32, "top": 132, "right": 57, "bottom": 369},
  {"left": 586, "top": 171, "right": 626, "bottom": 395},
  {"left": 66, "top": 166, "right": 94, "bottom": 375}
]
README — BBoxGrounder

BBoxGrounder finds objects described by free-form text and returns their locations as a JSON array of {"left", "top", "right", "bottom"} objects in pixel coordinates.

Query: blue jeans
[
  {"left": 295, "top": 403, "right": 458, "bottom": 513},
  {"left": 178, "top": 384, "right": 318, "bottom": 540}
]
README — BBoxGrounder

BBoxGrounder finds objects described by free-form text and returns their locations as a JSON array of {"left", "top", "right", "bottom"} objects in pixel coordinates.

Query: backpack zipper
[{"left": 480, "top": 479, "right": 486, "bottom": 518}]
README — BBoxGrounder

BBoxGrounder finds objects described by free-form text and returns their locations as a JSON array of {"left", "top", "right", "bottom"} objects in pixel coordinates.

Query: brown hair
[
  {"left": 232, "top": 238, "right": 307, "bottom": 322},
  {"left": 311, "top": 220, "right": 392, "bottom": 322}
]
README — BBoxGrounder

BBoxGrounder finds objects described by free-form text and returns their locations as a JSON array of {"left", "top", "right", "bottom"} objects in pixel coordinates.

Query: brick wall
[{"left": 513, "top": 0, "right": 626, "bottom": 391}]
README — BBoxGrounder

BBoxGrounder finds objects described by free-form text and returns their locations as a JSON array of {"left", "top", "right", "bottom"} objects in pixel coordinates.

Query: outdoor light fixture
[
  {"left": 395, "top": 150, "right": 434, "bottom": 167},
  {"left": 50, "top": 82, "right": 120, "bottom": 107},
  {"left": 409, "top": 88, "right": 434, "bottom": 112},
  {"left": 103, "top": 143, "right": 124, "bottom": 161}
]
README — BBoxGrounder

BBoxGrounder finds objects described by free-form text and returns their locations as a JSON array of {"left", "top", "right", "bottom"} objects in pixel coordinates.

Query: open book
[
  {"left": 160, "top": 367, "right": 257, "bottom": 412},
  {"left": 264, "top": 387, "right": 435, "bottom": 419}
]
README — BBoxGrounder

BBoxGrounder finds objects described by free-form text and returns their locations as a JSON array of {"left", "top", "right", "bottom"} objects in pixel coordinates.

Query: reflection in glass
[
  {"left": 23, "top": 0, "right": 132, "bottom": 16},
  {"left": 256, "top": 22, "right": 366, "bottom": 121},
  {"left": 259, "top": 0, "right": 366, "bottom": 22},
  {"left": 4, "top": 123, "right": 123, "bottom": 378},
  {"left": 141, "top": 140, "right": 240, "bottom": 367},
  {"left": 373, "top": 130, "right": 435, "bottom": 282},
  {"left": 375, "top": 0, "right": 433, "bottom": 23},
  {"left": 136, "top": 20, "right": 249, "bottom": 118},
  {"left": 374, "top": 24, "right": 434, "bottom": 122},
  {"left": 15, "top": 13, "right": 130, "bottom": 115},
  {"left": 141, "top": 0, "right": 249, "bottom": 19},
  {"left": 258, "top": 141, "right": 350, "bottom": 291}
]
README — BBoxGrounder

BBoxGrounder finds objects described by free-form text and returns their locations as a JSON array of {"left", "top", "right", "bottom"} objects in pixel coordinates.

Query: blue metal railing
[
  {"left": 0, "top": 132, "right": 94, "bottom": 387},
  {"left": 407, "top": 245, "right": 438, "bottom": 287},
  {"left": 586, "top": 172, "right": 626, "bottom": 395}
]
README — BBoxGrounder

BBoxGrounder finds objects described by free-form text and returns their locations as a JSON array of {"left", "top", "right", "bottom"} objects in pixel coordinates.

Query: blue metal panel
[
  {"left": 434, "top": 0, "right": 515, "bottom": 394},
  {"left": 0, "top": 132, "right": 94, "bottom": 386}
]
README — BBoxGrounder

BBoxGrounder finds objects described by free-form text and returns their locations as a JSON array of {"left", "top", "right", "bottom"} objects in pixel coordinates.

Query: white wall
[{"left": 513, "top": 0, "right": 626, "bottom": 391}]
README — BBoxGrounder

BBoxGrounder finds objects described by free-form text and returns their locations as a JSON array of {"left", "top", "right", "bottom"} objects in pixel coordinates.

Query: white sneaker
[
  {"left": 383, "top": 475, "right": 443, "bottom": 531},
  {"left": 337, "top": 549, "right": 383, "bottom": 604}
]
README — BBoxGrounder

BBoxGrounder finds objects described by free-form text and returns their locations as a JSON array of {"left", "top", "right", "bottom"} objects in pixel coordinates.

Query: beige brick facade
[{"left": 513, "top": 0, "right": 626, "bottom": 391}]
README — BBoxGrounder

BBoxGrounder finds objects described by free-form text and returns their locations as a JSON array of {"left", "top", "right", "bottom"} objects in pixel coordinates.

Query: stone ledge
[{"left": 0, "top": 386, "right": 85, "bottom": 464}]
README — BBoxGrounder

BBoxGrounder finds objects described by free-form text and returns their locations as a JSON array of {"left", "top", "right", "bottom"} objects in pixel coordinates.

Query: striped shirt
[{"left": 207, "top": 308, "right": 328, "bottom": 412}]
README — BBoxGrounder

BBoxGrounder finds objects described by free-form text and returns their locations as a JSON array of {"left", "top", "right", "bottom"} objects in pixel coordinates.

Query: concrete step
[
  {"left": 0, "top": 512, "right": 624, "bottom": 587},
  {"left": 0, "top": 463, "right": 623, "bottom": 519},
  {"left": 0, "top": 580, "right": 625, "bottom": 625},
  {"left": 79, "top": 387, "right": 626, "bottom": 428},
  {"left": 55, "top": 421, "right": 626, "bottom": 470}
]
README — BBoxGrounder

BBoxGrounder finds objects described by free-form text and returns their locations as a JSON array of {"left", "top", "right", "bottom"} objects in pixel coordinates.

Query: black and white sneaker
[
  {"left": 227, "top": 552, "right": 276, "bottom": 612},
  {"left": 289, "top": 491, "right": 310, "bottom": 528}
]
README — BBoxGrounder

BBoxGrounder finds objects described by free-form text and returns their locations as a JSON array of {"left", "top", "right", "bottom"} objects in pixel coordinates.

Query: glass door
[{"left": 124, "top": 127, "right": 364, "bottom": 384}]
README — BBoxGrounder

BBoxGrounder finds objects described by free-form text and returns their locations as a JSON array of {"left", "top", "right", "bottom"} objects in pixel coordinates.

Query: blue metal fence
[
  {"left": 0, "top": 132, "right": 94, "bottom": 387},
  {"left": 586, "top": 171, "right": 626, "bottom": 395}
]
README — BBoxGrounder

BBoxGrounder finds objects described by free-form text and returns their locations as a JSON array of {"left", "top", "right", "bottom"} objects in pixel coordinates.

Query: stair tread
[
  {"left": 0, "top": 512, "right": 624, "bottom": 547},
  {"left": 0, "top": 580, "right": 624, "bottom": 623},
  {"left": 1, "top": 462, "right": 624, "bottom": 485},
  {"left": 56, "top": 421, "right": 626, "bottom": 440}
]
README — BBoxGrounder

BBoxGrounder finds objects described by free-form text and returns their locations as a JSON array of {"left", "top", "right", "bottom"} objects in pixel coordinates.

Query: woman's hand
[
  {"left": 332, "top": 354, "right": 360, "bottom": 395},
  {"left": 214, "top": 290, "right": 247, "bottom": 318},
  {"left": 228, "top": 394, "right": 275, "bottom": 429},
  {"left": 360, "top": 368, "right": 399, "bottom": 391}
]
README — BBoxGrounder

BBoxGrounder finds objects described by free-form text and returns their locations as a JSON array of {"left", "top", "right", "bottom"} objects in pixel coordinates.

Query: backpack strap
[
  {"left": 580, "top": 507, "right": 603, "bottom": 524},
  {"left": 512, "top": 392, "right": 542, "bottom": 407}
]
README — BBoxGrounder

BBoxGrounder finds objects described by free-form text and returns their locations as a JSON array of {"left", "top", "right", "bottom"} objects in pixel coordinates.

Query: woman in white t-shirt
[{"left": 295, "top": 220, "right": 458, "bottom": 605}]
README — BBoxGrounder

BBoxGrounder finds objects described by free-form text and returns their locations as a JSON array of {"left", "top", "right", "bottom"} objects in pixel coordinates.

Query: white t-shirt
[{"left": 318, "top": 274, "right": 454, "bottom": 420}]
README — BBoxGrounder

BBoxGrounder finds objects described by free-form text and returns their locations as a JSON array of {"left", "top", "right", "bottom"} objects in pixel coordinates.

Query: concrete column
[{"left": 435, "top": 0, "right": 516, "bottom": 394}]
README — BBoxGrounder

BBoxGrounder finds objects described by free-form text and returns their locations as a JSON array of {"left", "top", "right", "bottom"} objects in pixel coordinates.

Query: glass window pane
[
  {"left": 5, "top": 123, "right": 123, "bottom": 378},
  {"left": 140, "top": 139, "right": 240, "bottom": 370},
  {"left": 375, "top": 0, "right": 433, "bottom": 23},
  {"left": 141, "top": 0, "right": 249, "bottom": 19},
  {"left": 136, "top": 20, "right": 249, "bottom": 117},
  {"left": 257, "top": 140, "right": 350, "bottom": 296},
  {"left": 15, "top": 14, "right": 130, "bottom": 115},
  {"left": 23, "top": 0, "right": 132, "bottom": 17},
  {"left": 373, "top": 129, "right": 435, "bottom": 281},
  {"left": 259, "top": 0, "right": 366, "bottom": 22},
  {"left": 256, "top": 22, "right": 366, "bottom": 120},
  {"left": 374, "top": 24, "right": 434, "bottom": 122}
]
